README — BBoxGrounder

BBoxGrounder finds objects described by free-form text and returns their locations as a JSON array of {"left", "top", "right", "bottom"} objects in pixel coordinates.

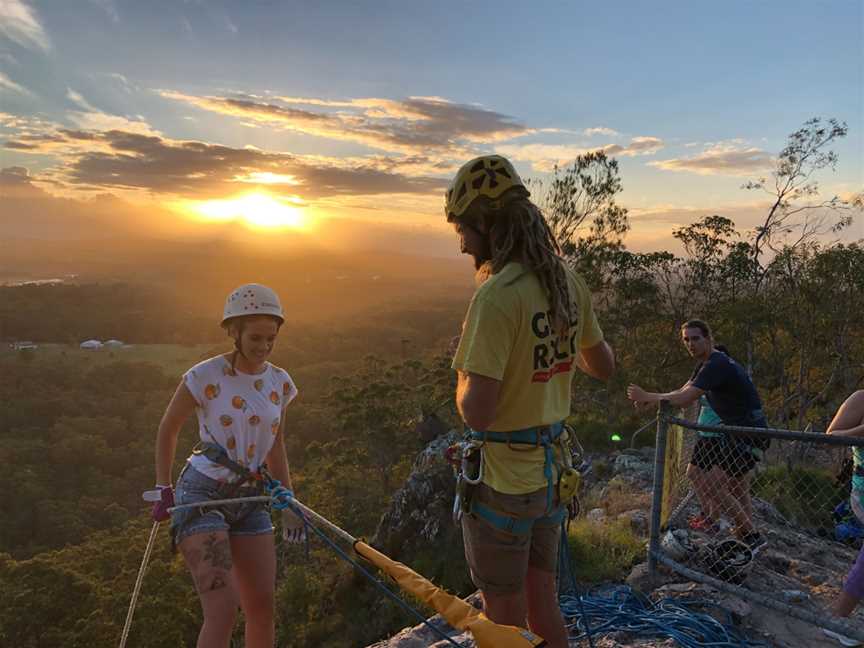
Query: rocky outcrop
[{"left": 370, "top": 430, "right": 462, "bottom": 559}]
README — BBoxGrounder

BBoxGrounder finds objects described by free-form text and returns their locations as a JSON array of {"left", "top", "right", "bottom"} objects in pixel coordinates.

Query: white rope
[
  {"left": 167, "top": 495, "right": 271, "bottom": 513},
  {"left": 118, "top": 520, "right": 160, "bottom": 648},
  {"left": 289, "top": 498, "right": 357, "bottom": 545}
]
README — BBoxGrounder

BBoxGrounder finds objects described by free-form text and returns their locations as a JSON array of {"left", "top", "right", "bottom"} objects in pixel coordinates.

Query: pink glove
[{"left": 151, "top": 485, "right": 174, "bottom": 522}]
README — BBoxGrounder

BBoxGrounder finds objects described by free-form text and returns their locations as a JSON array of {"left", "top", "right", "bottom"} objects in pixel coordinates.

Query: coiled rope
[{"left": 559, "top": 584, "right": 771, "bottom": 647}]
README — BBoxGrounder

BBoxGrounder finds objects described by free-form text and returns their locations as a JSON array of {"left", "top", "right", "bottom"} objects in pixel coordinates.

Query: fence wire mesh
[{"left": 650, "top": 403, "right": 864, "bottom": 643}]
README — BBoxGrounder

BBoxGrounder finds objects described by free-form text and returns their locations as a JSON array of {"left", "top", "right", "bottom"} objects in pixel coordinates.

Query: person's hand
[
  {"left": 282, "top": 509, "right": 307, "bottom": 543},
  {"left": 626, "top": 384, "right": 650, "bottom": 405},
  {"left": 633, "top": 400, "right": 651, "bottom": 412},
  {"left": 150, "top": 485, "right": 174, "bottom": 522}
]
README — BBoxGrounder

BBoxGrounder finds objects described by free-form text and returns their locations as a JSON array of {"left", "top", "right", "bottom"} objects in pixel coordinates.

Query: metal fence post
[{"left": 648, "top": 400, "right": 670, "bottom": 575}]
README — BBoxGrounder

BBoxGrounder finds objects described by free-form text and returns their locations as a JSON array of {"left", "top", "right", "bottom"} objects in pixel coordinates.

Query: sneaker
[
  {"left": 688, "top": 514, "right": 721, "bottom": 535},
  {"left": 823, "top": 627, "right": 862, "bottom": 647},
  {"left": 741, "top": 532, "right": 767, "bottom": 553}
]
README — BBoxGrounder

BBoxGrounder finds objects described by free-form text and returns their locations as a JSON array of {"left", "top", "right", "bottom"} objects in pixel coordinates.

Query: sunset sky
[{"left": 1, "top": 0, "right": 862, "bottom": 256}]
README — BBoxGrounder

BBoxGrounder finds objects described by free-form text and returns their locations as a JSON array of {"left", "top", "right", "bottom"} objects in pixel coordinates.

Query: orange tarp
[{"left": 354, "top": 541, "right": 546, "bottom": 648}]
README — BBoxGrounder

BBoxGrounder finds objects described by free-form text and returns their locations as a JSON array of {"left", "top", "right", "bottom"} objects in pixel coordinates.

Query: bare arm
[
  {"left": 578, "top": 340, "right": 615, "bottom": 381},
  {"left": 456, "top": 371, "right": 501, "bottom": 431},
  {"left": 627, "top": 383, "right": 705, "bottom": 409},
  {"left": 268, "top": 412, "right": 306, "bottom": 539},
  {"left": 265, "top": 415, "right": 294, "bottom": 490},
  {"left": 155, "top": 381, "right": 198, "bottom": 485},
  {"left": 827, "top": 390, "right": 864, "bottom": 438}
]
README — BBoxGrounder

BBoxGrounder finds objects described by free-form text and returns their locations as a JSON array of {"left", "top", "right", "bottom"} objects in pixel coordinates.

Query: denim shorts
[{"left": 171, "top": 464, "right": 274, "bottom": 546}]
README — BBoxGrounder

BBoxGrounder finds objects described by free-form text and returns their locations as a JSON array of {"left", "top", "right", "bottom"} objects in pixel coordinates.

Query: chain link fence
[{"left": 648, "top": 401, "right": 864, "bottom": 643}]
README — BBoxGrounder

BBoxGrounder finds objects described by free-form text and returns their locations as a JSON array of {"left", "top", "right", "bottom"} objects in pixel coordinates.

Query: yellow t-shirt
[{"left": 452, "top": 261, "right": 604, "bottom": 494}]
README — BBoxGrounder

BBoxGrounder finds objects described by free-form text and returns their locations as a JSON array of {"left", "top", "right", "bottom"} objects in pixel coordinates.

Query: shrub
[
  {"left": 566, "top": 518, "right": 645, "bottom": 583},
  {"left": 752, "top": 464, "right": 847, "bottom": 530}
]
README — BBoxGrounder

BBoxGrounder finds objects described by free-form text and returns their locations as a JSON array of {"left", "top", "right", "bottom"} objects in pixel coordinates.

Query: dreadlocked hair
[{"left": 463, "top": 190, "right": 573, "bottom": 336}]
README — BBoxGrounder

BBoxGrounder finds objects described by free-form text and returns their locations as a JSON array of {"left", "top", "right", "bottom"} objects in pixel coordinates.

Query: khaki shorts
[{"left": 461, "top": 483, "right": 561, "bottom": 595}]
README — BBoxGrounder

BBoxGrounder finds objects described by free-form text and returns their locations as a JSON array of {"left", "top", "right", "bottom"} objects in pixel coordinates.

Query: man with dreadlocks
[{"left": 447, "top": 155, "right": 615, "bottom": 647}]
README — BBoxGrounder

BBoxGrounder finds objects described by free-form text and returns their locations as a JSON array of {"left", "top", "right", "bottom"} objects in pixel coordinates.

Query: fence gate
[{"left": 648, "top": 401, "right": 864, "bottom": 643}]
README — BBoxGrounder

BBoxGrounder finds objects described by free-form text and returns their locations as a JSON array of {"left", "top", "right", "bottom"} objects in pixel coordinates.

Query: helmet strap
[{"left": 229, "top": 321, "right": 253, "bottom": 372}]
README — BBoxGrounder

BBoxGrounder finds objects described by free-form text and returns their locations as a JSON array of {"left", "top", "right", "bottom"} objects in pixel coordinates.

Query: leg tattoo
[{"left": 203, "top": 534, "right": 233, "bottom": 571}]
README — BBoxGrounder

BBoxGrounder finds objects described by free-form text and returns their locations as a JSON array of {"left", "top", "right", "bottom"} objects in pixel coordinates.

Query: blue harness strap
[
  {"left": 469, "top": 422, "right": 565, "bottom": 445},
  {"left": 467, "top": 422, "right": 567, "bottom": 535},
  {"left": 471, "top": 500, "right": 566, "bottom": 534}
]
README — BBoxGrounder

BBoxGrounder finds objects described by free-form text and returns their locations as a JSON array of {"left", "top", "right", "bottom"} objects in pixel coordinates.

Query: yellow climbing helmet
[{"left": 444, "top": 155, "right": 528, "bottom": 221}]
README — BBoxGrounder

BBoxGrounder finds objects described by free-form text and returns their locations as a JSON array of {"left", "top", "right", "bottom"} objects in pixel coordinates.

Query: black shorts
[{"left": 690, "top": 436, "right": 758, "bottom": 479}]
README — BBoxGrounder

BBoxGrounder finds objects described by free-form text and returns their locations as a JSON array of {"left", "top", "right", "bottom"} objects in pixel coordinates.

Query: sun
[{"left": 187, "top": 192, "right": 308, "bottom": 230}]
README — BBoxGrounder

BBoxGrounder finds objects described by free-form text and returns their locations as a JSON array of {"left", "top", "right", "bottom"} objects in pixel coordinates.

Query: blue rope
[
  {"left": 559, "top": 584, "right": 771, "bottom": 648},
  {"left": 558, "top": 519, "right": 596, "bottom": 648},
  {"left": 276, "top": 495, "right": 467, "bottom": 648}
]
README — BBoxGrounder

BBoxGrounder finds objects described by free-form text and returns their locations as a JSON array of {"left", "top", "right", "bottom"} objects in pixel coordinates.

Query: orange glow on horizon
[{"left": 176, "top": 192, "right": 311, "bottom": 231}]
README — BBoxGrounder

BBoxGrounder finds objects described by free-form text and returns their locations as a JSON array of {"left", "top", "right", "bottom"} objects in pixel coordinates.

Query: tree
[
  {"left": 738, "top": 117, "right": 863, "bottom": 370},
  {"left": 744, "top": 117, "right": 858, "bottom": 280},
  {"left": 530, "top": 151, "right": 630, "bottom": 289}
]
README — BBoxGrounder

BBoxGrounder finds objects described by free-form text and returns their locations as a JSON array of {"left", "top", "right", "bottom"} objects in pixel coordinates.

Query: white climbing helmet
[{"left": 221, "top": 283, "right": 284, "bottom": 327}]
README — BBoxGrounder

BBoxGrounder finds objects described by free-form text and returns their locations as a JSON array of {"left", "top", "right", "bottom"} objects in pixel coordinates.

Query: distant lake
[{"left": 1, "top": 275, "right": 77, "bottom": 287}]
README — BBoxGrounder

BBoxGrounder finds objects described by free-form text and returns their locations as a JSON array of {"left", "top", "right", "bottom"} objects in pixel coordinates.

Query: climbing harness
[
  {"left": 164, "top": 441, "right": 272, "bottom": 550},
  {"left": 192, "top": 441, "right": 271, "bottom": 487},
  {"left": 449, "top": 422, "right": 588, "bottom": 535},
  {"left": 446, "top": 438, "right": 484, "bottom": 524}
]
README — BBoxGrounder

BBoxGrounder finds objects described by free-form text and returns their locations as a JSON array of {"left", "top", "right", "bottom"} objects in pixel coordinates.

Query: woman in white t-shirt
[{"left": 152, "top": 283, "right": 303, "bottom": 648}]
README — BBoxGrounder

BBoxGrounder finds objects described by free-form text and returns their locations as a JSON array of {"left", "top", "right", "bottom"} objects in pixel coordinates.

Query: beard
[{"left": 469, "top": 238, "right": 492, "bottom": 270}]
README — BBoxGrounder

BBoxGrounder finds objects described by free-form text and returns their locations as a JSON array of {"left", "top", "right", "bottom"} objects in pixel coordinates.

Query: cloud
[
  {"left": 59, "top": 88, "right": 162, "bottom": 136},
  {"left": 0, "top": 70, "right": 30, "bottom": 95},
  {"left": 89, "top": 0, "right": 119, "bottom": 23},
  {"left": 583, "top": 127, "right": 619, "bottom": 137},
  {"left": 4, "top": 126, "right": 448, "bottom": 199},
  {"left": 599, "top": 136, "right": 665, "bottom": 161},
  {"left": 107, "top": 72, "right": 134, "bottom": 93},
  {"left": 67, "top": 88, "right": 98, "bottom": 112},
  {"left": 68, "top": 111, "right": 161, "bottom": 136},
  {"left": 0, "top": 165, "right": 37, "bottom": 195},
  {"left": 159, "top": 91, "right": 530, "bottom": 153},
  {"left": 4, "top": 132, "right": 69, "bottom": 151},
  {"left": 0, "top": 112, "right": 63, "bottom": 146},
  {"left": 498, "top": 136, "right": 664, "bottom": 171},
  {"left": 649, "top": 143, "right": 774, "bottom": 176},
  {"left": 0, "top": 165, "right": 201, "bottom": 241},
  {"left": 0, "top": 0, "right": 50, "bottom": 51}
]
